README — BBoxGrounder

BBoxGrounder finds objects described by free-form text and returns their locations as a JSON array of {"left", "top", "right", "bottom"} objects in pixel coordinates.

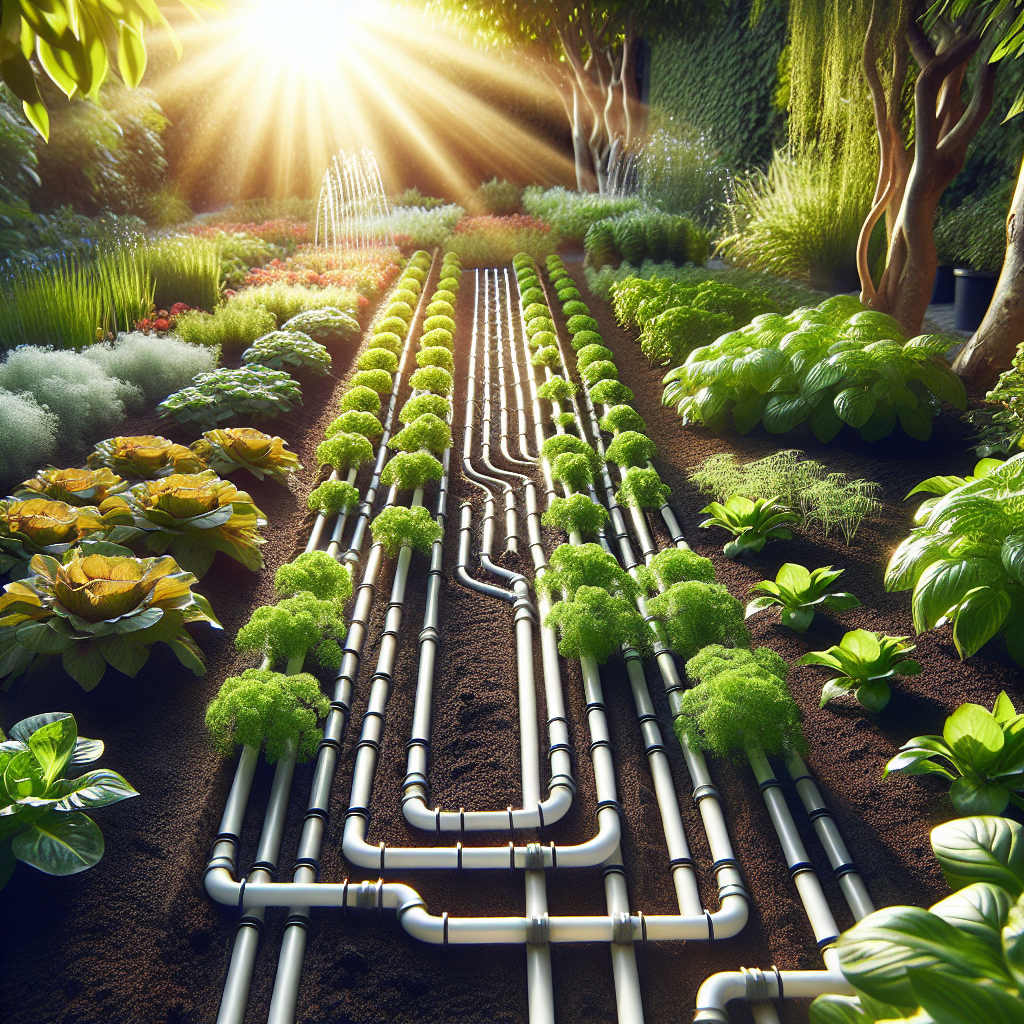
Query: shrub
[
  {"left": 205, "top": 668, "right": 329, "bottom": 763},
  {"left": 606, "top": 431, "right": 657, "bottom": 468},
  {"left": 475, "top": 178, "right": 522, "bottom": 216},
  {"left": 371, "top": 505, "right": 443, "bottom": 557},
  {"left": 647, "top": 581, "right": 750, "bottom": 662},
  {"left": 640, "top": 548, "right": 715, "bottom": 591},
  {"left": 389, "top": 413, "right": 452, "bottom": 455},
  {"left": 339, "top": 386, "right": 382, "bottom": 415},
  {"left": 444, "top": 214, "right": 555, "bottom": 267},
  {"left": 541, "top": 494, "right": 608, "bottom": 538},
  {"left": 374, "top": 315, "right": 408, "bottom": 338},
  {"left": 357, "top": 348, "right": 398, "bottom": 374},
  {"left": 227, "top": 284, "right": 359, "bottom": 323},
  {"left": 327, "top": 410, "right": 383, "bottom": 439},
  {"left": 316, "top": 432, "right": 375, "bottom": 470},
  {"left": 536, "top": 543, "right": 640, "bottom": 600},
  {"left": 175, "top": 303, "right": 276, "bottom": 352},
  {"left": 576, "top": 344, "right": 614, "bottom": 371},
  {"left": 563, "top": 300, "right": 590, "bottom": 318},
  {"left": 640, "top": 307, "right": 733, "bottom": 366},
  {"left": 400, "top": 394, "right": 451, "bottom": 423},
  {"left": 570, "top": 329, "right": 603, "bottom": 352},
  {"left": 546, "top": 585, "right": 651, "bottom": 663},
  {"left": 367, "top": 332, "right": 403, "bottom": 356},
  {"left": 242, "top": 331, "right": 331, "bottom": 376},
  {"left": 420, "top": 328, "right": 453, "bottom": 350},
  {"left": 617, "top": 466, "right": 672, "bottom": 509},
  {"left": 191, "top": 427, "right": 301, "bottom": 485},
  {"left": 600, "top": 405, "right": 647, "bottom": 434},
  {"left": 416, "top": 346, "right": 455, "bottom": 373},
  {"left": 381, "top": 451, "right": 444, "bottom": 490},
  {"left": 350, "top": 369, "right": 394, "bottom": 393},
  {"left": 392, "top": 288, "right": 420, "bottom": 308},
  {"left": 84, "top": 332, "right": 217, "bottom": 405},
  {"left": 425, "top": 301, "right": 455, "bottom": 319},
  {"left": 537, "top": 376, "right": 577, "bottom": 403},
  {"left": 581, "top": 359, "right": 619, "bottom": 386},
  {"left": 282, "top": 307, "right": 360, "bottom": 345},
  {"left": 0, "top": 392, "right": 58, "bottom": 484},
  {"left": 236, "top": 592, "right": 347, "bottom": 671},
  {"left": 589, "top": 379, "right": 634, "bottom": 405},
  {"left": 409, "top": 366, "right": 454, "bottom": 395},
  {"left": 308, "top": 479, "right": 360, "bottom": 515},
  {"left": 275, "top": 550, "right": 353, "bottom": 604},
  {"left": 532, "top": 346, "right": 562, "bottom": 368}
]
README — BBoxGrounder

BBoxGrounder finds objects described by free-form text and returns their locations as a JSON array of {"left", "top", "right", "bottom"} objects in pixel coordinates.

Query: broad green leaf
[
  {"left": 732, "top": 392, "right": 767, "bottom": 434},
  {"left": 954, "top": 586, "right": 1013, "bottom": 659},
  {"left": 907, "top": 967, "right": 1023, "bottom": 1024},
  {"left": 950, "top": 776, "right": 1012, "bottom": 815},
  {"left": 53, "top": 768, "right": 137, "bottom": 811},
  {"left": 745, "top": 595, "right": 781, "bottom": 618},
  {"left": 117, "top": 21, "right": 147, "bottom": 88},
  {"left": 11, "top": 810, "right": 103, "bottom": 875},
  {"left": 857, "top": 680, "right": 892, "bottom": 712},
  {"left": 912, "top": 559, "right": 1003, "bottom": 632},
  {"left": 820, "top": 678, "right": 854, "bottom": 707},
  {"left": 1003, "top": 892, "right": 1024, "bottom": 989},
  {"left": 810, "top": 397, "right": 845, "bottom": 442},
  {"left": 931, "top": 882, "right": 1012, "bottom": 953},
  {"left": 777, "top": 562, "right": 812, "bottom": 594},
  {"left": 945, "top": 704, "right": 1006, "bottom": 773},
  {"left": 15, "top": 621, "right": 74, "bottom": 655},
  {"left": 62, "top": 642, "right": 107, "bottom": 691},
  {"left": 27, "top": 715, "right": 76, "bottom": 788},
  {"left": 823, "top": 592, "right": 862, "bottom": 612},
  {"left": 780, "top": 606, "right": 815, "bottom": 632},
  {"left": 808, "top": 995, "right": 874, "bottom": 1024},
  {"left": 899, "top": 402, "right": 934, "bottom": 441},
  {"left": 1002, "top": 536, "right": 1024, "bottom": 585},
  {"left": 932, "top": 816, "right": 1024, "bottom": 896},
  {"left": 762, "top": 393, "right": 810, "bottom": 433},
  {"left": 835, "top": 386, "right": 877, "bottom": 428},
  {"left": 843, "top": 629, "right": 882, "bottom": 663},
  {"left": 885, "top": 532, "right": 949, "bottom": 592},
  {"left": 906, "top": 475, "right": 967, "bottom": 500},
  {"left": 994, "top": 693, "right": 1019, "bottom": 725},
  {"left": 859, "top": 403, "right": 898, "bottom": 442},
  {"left": 4, "top": 749, "right": 44, "bottom": 800}
]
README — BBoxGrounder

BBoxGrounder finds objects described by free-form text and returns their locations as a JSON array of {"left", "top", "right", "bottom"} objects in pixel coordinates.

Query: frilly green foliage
[
  {"left": 432, "top": 289, "right": 457, "bottom": 307},
  {"left": 391, "top": 289, "right": 419, "bottom": 308},
  {"left": 523, "top": 302, "right": 549, "bottom": 321},
  {"left": 531, "top": 330, "right": 556, "bottom": 350},
  {"left": 581, "top": 360, "right": 619, "bottom": 386},
  {"left": 639, "top": 306, "right": 733, "bottom": 366},
  {"left": 553, "top": 411, "right": 578, "bottom": 429},
  {"left": 351, "top": 369, "right": 394, "bottom": 394},
  {"left": 371, "top": 505, "right": 443, "bottom": 557},
  {"left": 339, "top": 386, "right": 382, "bottom": 415},
  {"left": 517, "top": 276, "right": 540, "bottom": 293},
  {"left": 647, "top": 581, "right": 750, "bottom": 661},
  {"left": 570, "top": 329, "right": 603, "bottom": 352},
  {"left": 357, "top": 348, "right": 398, "bottom": 374},
  {"left": 576, "top": 344, "right": 615, "bottom": 371},
  {"left": 387, "top": 301, "right": 414, "bottom": 323},
  {"left": 424, "top": 315, "right": 456, "bottom": 335},
  {"left": 282, "top": 308, "right": 360, "bottom": 345},
  {"left": 567, "top": 314, "right": 600, "bottom": 335},
  {"left": 389, "top": 413, "right": 452, "bottom": 455},
  {"left": 242, "top": 332, "right": 331, "bottom": 376},
  {"left": 326, "top": 411, "right": 382, "bottom": 440},
  {"left": 541, "top": 494, "right": 609, "bottom": 538},
  {"left": 589, "top": 379, "right": 634, "bottom": 405},
  {"left": 307, "top": 479, "right": 360, "bottom": 515},
  {"left": 420, "top": 328, "right": 453, "bottom": 351},
  {"left": 552, "top": 452, "right": 594, "bottom": 493},
  {"left": 399, "top": 276, "right": 421, "bottom": 295},
  {"left": 274, "top": 550, "right": 353, "bottom": 606},
  {"left": 374, "top": 316, "right": 408, "bottom": 338},
  {"left": 606, "top": 431, "right": 657, "bottom": 468},
  {"left": 316, "top": 432, "right": 375, "bottom": 470},
  {"left": 537, "top": 542, "right": 640, "bottom": 600},
  {"left": 381, "top": 451, "right": 444, "bottom": 490},
  {"left": 403, "top": 266, "right": 427, "bottom": 285},
  {"left": 400, "top": 394, "right": 451, "bottom": 423},
  {"left": 205, "top": 668, "right": 329, "bottom": 763},
  {"left": 426, "top": 301, "right": 455, "bottom": 319},
  {"left": 236, "top": 593, "right": 348, "bottom": 670},
  {"left": 409, "top": 366, "right": 453, "bottom": 396},
  {"left": 532, "top": 346, "right": 562, "bottom": 368},
  {"left": 367, "top": 332, "right": 403, "bottom": 356},
  {"left": 639, "top": 547, "right": 715, "bottom": 591},
  {"left": 557, "top": 287, "right": 582, "bottom": 302},
  {"left": 526, "top": 316, "right": 555, "bottom": 338},
  {"left": 600, "top": 405, "right": 647, "bottom": 434},
  {"left": 546, "top": 585, "right": 651, "bottom": 663},
  {"left": 538, "top": 376, "right": 577, "bottom": 403},
  {"left": 416, "top": 346, "right": 455, "bottom": 373},
  {"left": 617, "top": 467, "right": 671, "bottom": 509},
  {"left": 563, "top": 300, "right": 591, "bottom": 318},
  {"left": 541, "top": 435, "right": 601, "bottom": 475},
  {"left": 521, "top": 289, "right": 546, "bottom": 306},
  {"left": 676, "top": 645, "right": 803, "bottom": 757}
]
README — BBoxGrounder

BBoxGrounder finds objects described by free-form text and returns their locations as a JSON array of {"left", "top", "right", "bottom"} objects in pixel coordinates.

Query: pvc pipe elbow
[
  {"left": 341, "top": 818, "right": 382, "bottom": 870},
  {"left": 205, "top": 866, "right": 243, "bottom": 907},
  {"left": 555, "top": 806, "right": 620, "bottom": 868},
  {"left": 710, "top": 894, "right": 749, "bottom": 939}
]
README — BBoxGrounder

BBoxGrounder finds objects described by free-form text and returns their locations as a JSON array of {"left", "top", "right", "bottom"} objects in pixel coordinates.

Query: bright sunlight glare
[{"left": 241, "top": 0, "right": 365, "bottom": 63}]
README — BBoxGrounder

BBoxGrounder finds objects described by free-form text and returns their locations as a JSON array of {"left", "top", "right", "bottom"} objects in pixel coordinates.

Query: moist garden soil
[{"left": 1, "top": 254, "right": 1020, "bottom": 1024}]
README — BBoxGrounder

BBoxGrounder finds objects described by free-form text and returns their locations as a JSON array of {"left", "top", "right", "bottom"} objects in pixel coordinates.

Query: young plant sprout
[
  {"left": 605, "top": 431, "right": 657, "bottom": 468},
  {"left": 339, "top": 386, "right": 383, "bottom": 416},
  {"left": 545, "top": 585, "right": 651, "bottom": 663},
  {"left": 326, "top": 411, "right": 384, "bottom": 440},
  {"left": 370, "top": 506, "right": 443, "bottom": 557},
  {"left": 699, "top": 494, "right": 799, "bottom": 557},
  {"left": 191, "top": 428, "right": 302, "bottom": 486},
  {"left": 381, "top": 451, "right": 445, "bottom": 490},
  {"left": 389, "top": 413, "right": 452, "bottom": 455},
  {"left": 307, "top": 479, "right": 360, "bottom": 516},
  {"left": 205, "top": 668, "right": 329, "bottom": 763},
  {"left": 746, "top": 563, "right": 861, "bottom": 632},
  {"left": 647, "top": 581, "right": 750, "bottom": 662},
  {"left": 316, "top": 432, "right": 375, "bottom": 471},
  {"left": 617, "top": 466, "right": 671, "bottom": 509},
  {"left": 541, "top": 493, "right": 609, "bottom": 538},
  {"left": 638, "top": 547, "right": 716, "bottom": 591}
]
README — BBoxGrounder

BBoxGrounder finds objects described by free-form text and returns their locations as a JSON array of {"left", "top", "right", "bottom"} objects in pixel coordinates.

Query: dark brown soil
[{"left": 1, "top": 253, "right": 1021, "bottom": 1024}]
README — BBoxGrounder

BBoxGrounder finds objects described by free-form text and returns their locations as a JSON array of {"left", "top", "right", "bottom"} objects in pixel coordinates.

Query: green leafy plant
[
  {"left": 904, "top": 456, "right": 1007, "bottom": 523},
  {"left": 317, "top": 433, "right": 375, "bottom": 471},
  {"left": 339, "top": 386, "right": 383, "bottom": 415},
  {"left": 282, "top": 307, "right": 359, "bottom": 345},
  {"left": 420, "top": 328, "right": 453, "bottom": 350},
  {"left": 350, "top": 369, "right": 394, "bottom": 394},
  {"left": 242, "top": 330, "right": 331, "bottom": 376},
  {"left": 0, "top": 550, "right": 220, "bottom": 691},
  {"left": 425, "top": 301, "right": 454, "bottom": 319},
  {"left": 424, "top": 314, "right": 456, "bottom": 336},
  {"left": 236, "top": 593, "right": 347, "bottom": 671},
  {"left": 307, "top": 479, "right": 360, "bottom": 515},
  {"left": 545, "top": 585, "right": 651, "bottom": 663},
  {"left": 527, "top": 316, "right": 556, "bottom": 339},
  {"left": 399, "top": 394, "right": 451, "bottom": 423},
  {"left": 205, "top": 668, "right": 329, "bottom": 763},
  {"left": 381, "top": 451, "right": 444, "bottom": 490},
  {"left": 227, "top": 284, "right": 358, "bottom": 325},
  {"left": 616, "top": 466, "right": 672, "bottom": 509},
  {"left": 584, "top": 210, "right": 709, "bottom": 270},
  {"left": 536, "top": 543, "right": 640, "bottom": 601},
  {"left": 100, "top": 471, "right": 266, "bottom": 579},
  {"left": 157, "top": 366, "right": 302, "bottom": 433},
  {"left": 174, "top": 303, "right": 276, "bottom": 352},
  {"left": 647, "top": 581, "right": 750, "bottom": 662},
  {"left": 638, "top": 548, "right": 715, "bottom": 591},
  {"left": 366, "top": 332, "right": 402, "bottom": 356},
  {"left": 576, "top": 343, "right": 614, "bottom": 371},
  {"left": 563, "top": 300, "right": 590, "bottom": 318},
  {"left": 552, "top": 412, "right": 577, "bottom": 429},
  {"left": 541, "top": 494, "right": 609, "bottom": 538},
  {"left": 570, "top": 329, "right": 603, "bottom": 352},
  {"left": 374, "top": 316, "right": 409, "bottom": 339},
  {"left": 965, "top": 343, "right": 1024, "bottom": 457},
  {"left": 530, "top": 330, "right": 556, "bottom": 351},
  {"left": 589, "top": 379, "right": 634, "bottom": 405},
  {"left": 599, "top": 405, "right": 647, "bottom": 434},
  {"left": 640, "top": 306, "right": 734, "bottom": 366},
  {"left": 699, "top": 494, "right": 798, "bottom": 557},
  {"left": 409, "top": 366, "right": 453, "bottom": 396},
  {"left": 387, "top": 301, "right": 414, "bottom": 324},
  {"left": 605, "top": 431, "right": 657, "bottom": 469},
  {"left": 16, "top": 468, "right": 126, "bottom": 507},
  {"left": 532, "top": 346, "right": 562, "bottom": 368},
  {"left": 357, "top": 348, "right": 399, "bottom": 374},
  {"left": 326, "top": 411, "right": 383, "bottom": 440},
  {"left": 746, "top": 563, "right": 860, "bottom": 632},
  {"left": 581, "top": 360, "right": 618, "bottom": 386},
  {"left": 417, "top": 346, "right": 455, "bottom": 373},
  {"left": 541, "top": 435, "right": 601, "bottom": 476},
  {"left": 190, "top": 428, "right": 301, "bottom": 486},
  {"left": 567, "top": 314, "right": 601, "bottom": 335},
  {"left": 389, "top": 413, "right": 452, "bottom": 455},
  {"left": 885, "top": 693, "right": 1024, "bottom": 816},
  {"left": 87, "top": 435, "right": 206, "bottom": 480},
  {"left": 800, "top": 629, "right": 922, "bottom": 712},
  {"left": 537, "top": 376, "right": 577, "bottom": 404},
  {"left": 370, "top": 505, "right": 443, "bottom": 557},
  {"left": 886, "top": 452, "right": 1024, "bottom": 666},
  {"left": 809, "top": 816, "right": 1024, "bottom": 1024},
  {"left": 551, "top": 453, "right": 594, "bottom": 493},
  {"left": 274, "top": 550, "right": 353, "bottom": 605},
  {"left": 0, "top": 712, "right": 136, "bottom": 890}
]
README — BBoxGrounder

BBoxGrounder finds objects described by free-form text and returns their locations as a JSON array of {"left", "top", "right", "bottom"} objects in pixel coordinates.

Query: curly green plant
[
  {"left": 370, "top": 505, "right": 443, "bottom": 557},
  {"left": 282, "top": 307, "right": 359, "bottom": 345},
  {"left": 647, "top": 581, "right": 750, "bottom": 662},
  {"left": 521, "top": 289, "right": 546, "bottom": 306},
  {"left": 374, "top": 316, "right": 409, "bottom": 338},
  {"left": 570, "top": 329, "right": 603, "bottom": 352},
  {"left": 526, "top": 316, "right": 555, "bottom": 339},
  {"left": 639, "top": 548, "right": 715, "bottom": 591},
  {"left": 530, "top": 330, "right": 556, "bottom": 351},
  {"left": 382, "top": 452, "right": 444, "bottom": 490},
  {"left": 746, "top": 563, "right": 860, "bottom": 633},
  {"left": 0, "top": 551, "right": 221, "bottom": 691},
  {"left": 576, "top": 343, "right": 614, "bottom": 371},
  {"left": 563, "top": 300, "right": 590, "bottom": 318},
  {"left": 536, "top": 543, "right": 640, "bottom": 601},
  {"left": 236, "top": 592, "right": 347, "bottom": 670},
  {"left": 16, "top": 468, "right": 126, "bottom": 507},
  {"left": 541, "top": 494, "right": 608, "bottom": 539},
  {"left": 424, "top": 315, "right": 456, "bottom": 336},
  {"left": 399, "top": 394, "right": 451, "bottom": 423},
  {"left": 553, "top": 412, "right": 578, "bottom": 430},
  {"left": 605, "top": 431, "right": 657, "bottom": 469},
  {"left": 339, "top": 386, "right": 383, "bottom": 416},
  {"left": 357, "top": 348, "right": 399, "bottom": 374},
  {"left": 242, "top": 331, "right": 331, "bottom": 377},
  {"left": 546, "top": 585, "right": 651, "bottom": 663},
  {"left": 600, "top": 406, "right": 647, "bottom": 434},
  {"left": 326, "top": 411, "right": 383, "bottom": 440},
  {"left": 157, "top": 367, "right": 303, "bottom": 433},
  {"left": 274, "top": 550, "right": 353, "bottom": 606},
  {"left": 389, "top": 414, "right": 452, "bottom": 455},
  {"left": 387, "top": 301, "right": 414, "bottom": 323},
  {"left": 0, "top": 712, "right": 137, "bottom": 890},
  {"left": 532, "top": 346, "right": 562, "bottom": 369},
  {"left": 699, "top": 495, "right": 798, "bottom": 558},
  {"left": 567, "top": 314, "right": 600, "bottom": 335},
  {"left": 350, "top": 369, "right": 394, "bottom": 394},
  {"left": 205, "top": 668, "right": 329, "bottom": 763},
  {"left": 417, "top": 346, "right": 455, "bottom": 374},
  {"left": 523, "top": 303, "right": 549, "bottom": 321},
  {"left": 557, "top": 287, "right": 582, "bottom": 302},
  {"left": 799, "top": 629, "right": 922, "bottom": 712},
  {"left": 589, "top": 379, "right": 634, "bottom": 405},
  {"left": 100, "top": 472, "right": 267, "bottom": 579},
  {"left": 537, "top": 376, "right": 577, "bottom": 404},
  {"left": 307, "top": 479, "right": 360, "bottom": 516},
  {"left": 425, "top": 301, "right": 455, "bottom": 319},
  {"left": 367, "top": 332, "right": 403, "bottom": 356},
  {"left": 316, "top": 432, "right": 375, "bottom": 471},
  {"left": 581, "top": 360, "right": 618, "bottom": 387},
  {"left": 552, "top": 453, "right": 594, "bottom": 493},
  {"left": 409, "top": 366, "right": 453, "bottom": 396},
  {"left": 541, "top": 435, "right": 601, "bottom": 476},
  {"left": 420, "top": 328, "right": 453, "bottom": 350},
  {"left": 617, "top": 467, "right": 671, "bottom": 510},
  {"left": 190, "top": 428, "right": 301, "bottom": 486},
  {"left": 88, "top": 435, "right": 206, "bottom": 480}
]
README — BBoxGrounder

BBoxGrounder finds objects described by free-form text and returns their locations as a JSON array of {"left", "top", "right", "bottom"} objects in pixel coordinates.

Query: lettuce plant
[
  {"left": 190, "top": 428, "right": 301, "bottom": 486},
  {"left": 381, "top": 452, "right": 444, "bottom": 490},
  {"left": 527, "top": 316, "right": 555, "bottom": 338},
  {"left": 885, "top": 693, "right": 1024, "bottom": 815},
  {"left": 409, "top": 366, "right": 453, "bottom": 396},
  {"left": 399, "top": 394, "right": 451, "bottom": 423},
  {"left": 640, "top": 307, "right": 733, "bottom": 366},
  {"left": 357, "top": 348, "right": 399, "bottom": 374},
  {"left": 389, "top": 413, "right": 452, "bottom": 455},
  {"left": 0, "top": 712, "right": 137, "bottom": 890},
  {"left": 317, "top": 432, "right": 375, "bottom": 471},
  {"left": 541, "top": 494, "right": 608, "bottom": 538},
  {"left": 557, "top": 287, "right": 582, "bottom": 302},
  {"left": 810, "top": 816, "right": 1024, "bottom": 1023},
  {"left": 417, "top": 346, "right": 455, "bottom": 373},
  {"left": 88, "top": 435, "right": 206, "bottom": 480},
  {"left": 425, "top": 301, "right": 455, "bottom": 319},
  {"left": 563, "top": 300, "right": 590, "bottom": 318},
  {"left": 274, "top": 550, "right": 353, "bottom": 606},
  {"left": 350, "top": 369, "right": 394, "bottom": 394},
  {"left": 420, "top": 328, "right": 453, "bottom": 350},
  {"left": 531, "top": 330, "right": 556, "bottom": 351},
  {"left": 537, "top": 376, "right": 577, "bottom": 404},
  {"left": 101, "top": 472, "right": 267, "bottom": 578},
  {"left": 370, "top": 505, "right": 443, "bottom": 557},
  {"left": 205, "top": 668, "right": 329, "bottom": 763},
  {"left": 576, "top": 343, "right": 614, "bottom": 371},
  {"left": 242, "top": 331, "right": 331, "bottom": 377},
  {"left": 545, "top": 585, "right": 651, "bottom": 663},
  {"left": 536, "top": 543, "right": 639, "bottom": 601},
  {"left": 387, "top": 301, "right": 415, "bottom": 323},
  {"left": 589, "top": 379, "right": 634, "bottom": 405},
  {"left": 367, "top": 332, "right": 403, "bottom": 356},
  {"left": 599, "top": 405, "right": 647, "bottom": 434},
  {"left": 647, "top": 581, "right": 749, "bottom": 662},
  {"left": 567, "top": 314, "right": 600, "bottom": 335},
  {"left": 326, "top": 410, "right": 383, "bottom": 440},
  {"left": 16, "top": 468, "right": 126, "bottom": 507},
  {"left": 581, "top": 360, "right": 618, "bottom": 386},
  {"left": 0, "top": 551, "right": 220, "bottom": 691},
  {"left": 553, "top": 412, "right": 578, "bottom": 430},
  {"left": 606, "top": 431, "right": 657, "bottom": 468},
  {"left": 307, "top": 479, "right": 360, "bottom": 515},
  {"left": 886, "top": 452, "right": 1024, "bottom": 665},
  {"left": 541, "top": 435, "right": 600, "bottom": 475},
  {"left": 532, "top": 346, "right": 562, "bottom": 368},
  {"left": 617, "top": 467, "right": 671, "bottom": 509},
  {"left": 339, "top": 385, "right": 382, "bottom": 415},
  {"left": 746, "top": 563, "right": 860, "bottom": 632},
  {"left": 799, "top": 629, "right": 922, "bottom": 711},
  {"left": 638, "top": 548, "right": 715, "bottom": 591},
  {"left": 552, "top": 453, "right": 594, "bottom": 493},
  {"left": 236, "top": 593, "right": 347, "bottom": 670},
  {"left": 699, "top": 494, "right": 798, "bottom": 557},
  {"left": 282, "top": 307, "right": 359, "bottom": 345},
  {"left": 571, "top": 329, "right": 603, "bottom": 352},
  {"left": 523, "top": 302, "right": 549, "bottom": 321},
  {"left": 424, "top": 314, "right": 456, "bottom": 335},
  {"left": 374, "top": 316, "right": 409, "bottom": 338}
]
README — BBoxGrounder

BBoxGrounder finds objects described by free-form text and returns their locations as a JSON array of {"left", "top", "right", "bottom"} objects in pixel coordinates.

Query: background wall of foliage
[{"left": 648, "top": 0, "right": 787, "bottom": 171}]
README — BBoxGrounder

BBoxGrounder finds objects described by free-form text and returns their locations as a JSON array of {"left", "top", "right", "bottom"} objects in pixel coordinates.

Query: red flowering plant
[
  {"left": 189, "top": 219, "right": 312, "bottom": 250},
  {"left": 135, "top": 303, "right": 194, "bottom": 334},
  {"left": 241, "top": 246, "right": 400, "bottom": 298}
]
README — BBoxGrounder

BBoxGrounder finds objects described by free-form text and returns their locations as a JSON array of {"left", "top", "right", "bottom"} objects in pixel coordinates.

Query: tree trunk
[
  {"left": 570, "top": 86, "right": 591, "bottom": 192},
  {"left": 953, "top": 158, "right": 1024, "bottom": 388}
]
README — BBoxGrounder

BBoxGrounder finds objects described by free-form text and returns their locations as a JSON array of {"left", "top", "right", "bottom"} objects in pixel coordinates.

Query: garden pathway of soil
[{"left": 2, "top": 253, "right": 1022, "bottom": 1024}]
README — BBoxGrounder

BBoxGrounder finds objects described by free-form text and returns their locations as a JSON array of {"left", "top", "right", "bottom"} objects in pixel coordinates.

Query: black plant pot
[
  {"left": 954, "top": 269, "right": 998, "bottom": 331},
  {"left": 809, "top": 263, "right": 861, "bottom": 294},
  {"left": 931, "top": 264, "right": 955, "bottom": 304}
]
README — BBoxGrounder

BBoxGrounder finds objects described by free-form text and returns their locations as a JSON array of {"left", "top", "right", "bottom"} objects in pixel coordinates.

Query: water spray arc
[{"left": 315, "top": 148, "right": 394, "bottom": 250}]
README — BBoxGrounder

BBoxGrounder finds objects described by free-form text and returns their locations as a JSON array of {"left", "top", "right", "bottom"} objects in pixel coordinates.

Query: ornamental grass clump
[
  {"left": 316, "top": 432, "right": 375, "bottom": 471},
  {"left": 417, "top": 346, "right": 455, "bottom": 373},
  {"left": 606, "top": 431, "right": 657, "bottom": 468},
  {"left": 158, "top": 366, "right": 302, "bottom": 433},
  {"left": 357, "top": 348, "right": 399, "bottom": 374},
  {"left": 350, "top": 369, "right": 394, "bottom": 394},
  {"left": 16, "top": 467, "right": 126, "bottom": 507},
  {"left": 400, "top": 394, "right": 451, "bottom": 423},
  {"left": 409, "top": 366, "right": 453, "bottom": 395},
  {"left": 190, "top": 428, "right": 301, "bottom": 486},
  {"left": 88, "top": 435, "right": 206, "bottom": 480},
  {"left": 381, "top": 452, "right": 444, "bottom": 490},
  {"left": 0, "top": 550, "right": 220, "bottom": 691},
  {"left": 537, "top": 376, "right": 577, "bottom": 404},
  {"left": 274, "top": 550, "right": 353, "bottom": 605},
  {"left": 617, "top": 467, "right": 672, "bottom": 509},
  {"left": 541, "top": 494, "right": 608, "bottom": 538},
  {"left": 205, "top": 668, "right": 329, "bottom": 763},
  {"left": 639, "top": 548, "right": 715, "bottom": 591},
  {"left": 600, "top": 406, "right": 647, "bottom": 434},
  {"left": 100, "top": 471, "right": 267, "bottom": 579},
  {"left": 389, "top": 413, "right": 452, "bottom": 455},
  {"left": 647, "top": 581, "right": 750, "bottom": 662},
  {"left": 370, "top": 505, "right": 443, "bottom": 557},
  {"left": 327, "top": 411, "right": 383, "bottom": 440},
  {"left": 236, "top": 593, "right": 347, "bottom": 671},
  {"left": 307, "top": 479, "right": 360, "bottom": 515},
  {"left": 339, "top": 386, "right": 382, "bottom": 415},
  {"left": 174, "top": 303, "right": 276, "bottom": 353}
]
